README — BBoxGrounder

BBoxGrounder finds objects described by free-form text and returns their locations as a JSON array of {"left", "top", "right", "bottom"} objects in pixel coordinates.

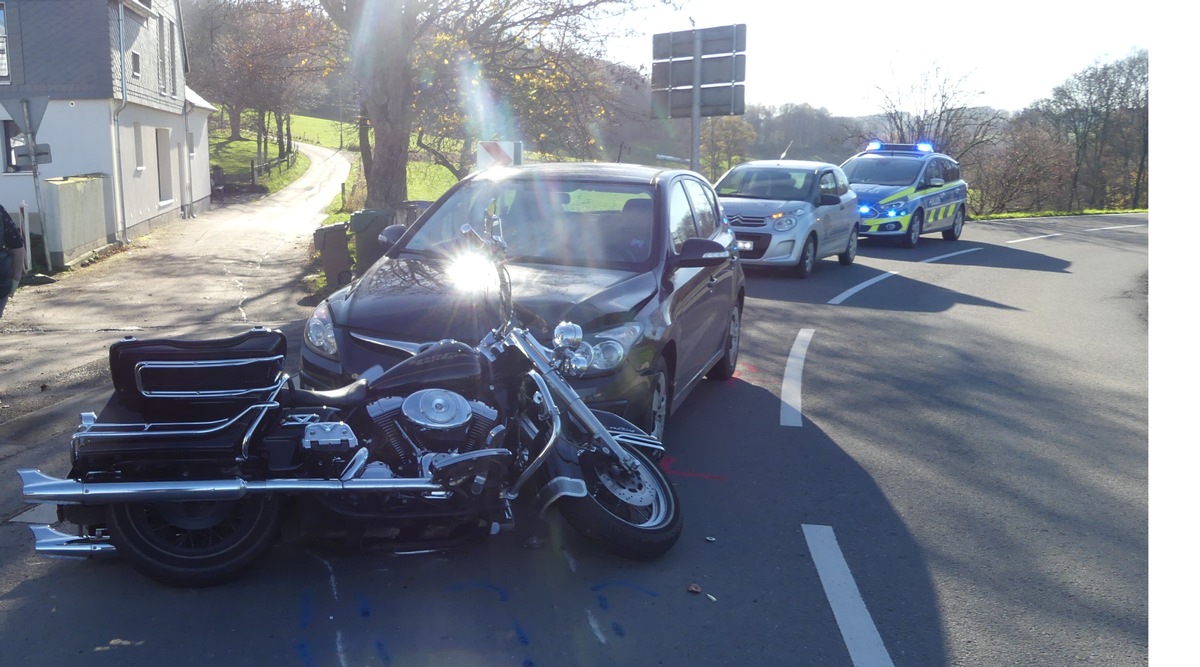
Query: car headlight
[
  {"left": 304, "top": 302, "right": 339, "bottom": 358},
  {"left": 580, "top": 323, "right": 643, "bottom": 376},
  {"left": 884, "top": 198, "right": 909, "bottom": 217},
  {"left": 773, "top": 216, "right": 797, "bottom": 232}
]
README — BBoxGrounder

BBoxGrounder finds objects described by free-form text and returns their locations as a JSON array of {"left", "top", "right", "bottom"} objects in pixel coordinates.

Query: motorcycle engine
[{"left": 366, "top": 389, "right": 499, "bottom": 472}]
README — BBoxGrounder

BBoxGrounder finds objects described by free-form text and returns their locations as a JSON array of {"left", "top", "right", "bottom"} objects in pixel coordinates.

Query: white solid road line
[
  {"left": 1008, "top": 233, "right": 1062, "bottom": 243},
  {"left": 780, "top": 328, "right": 814, "bottom": 427},
  {"left": 828, "top": 272, "right": 898, "bottom": 306},
  {"left": 803, "top": 524, "right": 896, "bottom": 667},
  {"left": 1085, "top": 224, "right": 1146, "bottom": 232},
  {"left": 828, "top": 248, "right": 982, "bottom": 305}
]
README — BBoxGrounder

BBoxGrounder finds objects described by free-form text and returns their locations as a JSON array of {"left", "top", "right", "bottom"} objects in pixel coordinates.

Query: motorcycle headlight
[
  {"left": 773, "top": 216, "right": 797, "bottom": 232},
  {"left": 304, "top": 302, "right": 339, "bottom": 358},
  {"left": 582, "top": 323, "right": 643, "bottom": 375},
  {"left": 553, "top": 322, "right": 584, "bottom": 349}
]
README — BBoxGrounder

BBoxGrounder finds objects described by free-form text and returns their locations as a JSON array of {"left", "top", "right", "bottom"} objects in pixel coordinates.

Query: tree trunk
[
  {"left": 275, "top": 111, "right": 286, "bottom": 160},
  {"left": 358, "top": 103, "right": 373, "bottom": 184},
  {"left": 229, "top": 106, "right": 244, "bottom": 141}
]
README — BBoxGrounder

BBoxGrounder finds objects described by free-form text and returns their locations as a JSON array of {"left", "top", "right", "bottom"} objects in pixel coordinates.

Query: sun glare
[{"left": 446, "top": 252, "right": 495, "bottom": 292}]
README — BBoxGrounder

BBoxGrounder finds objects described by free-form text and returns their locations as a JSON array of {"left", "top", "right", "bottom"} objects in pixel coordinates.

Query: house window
[
  {"left": 133, "top": 122, "right": 144, "bottom": 169},
  {"left": 131, "top": 51, "right": 141, "bottom": 79},
  {"left": 168, "top": 20, "right": 177, "bottom": 95},
  {"left": 0, "top": 3, "right": 9, "bottom": 81},
  {"left": 3, "top": 120, "right": 29, "bottom": 173},
  {"left": 156, "top": 128, "right": 173, "bottom": 202},
  {"left": 157, "top": 16, "right": 166, "bottom": 93}
]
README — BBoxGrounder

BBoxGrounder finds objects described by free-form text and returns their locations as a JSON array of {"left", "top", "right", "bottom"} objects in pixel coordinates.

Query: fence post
[{"left": 250, "top": 159, "right": 256, "bottom": 185}]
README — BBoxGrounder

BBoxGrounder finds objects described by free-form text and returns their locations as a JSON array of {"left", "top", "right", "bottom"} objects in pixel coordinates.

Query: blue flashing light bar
[{"left": 915, "top": 142, "right": 934, "bottom": 153}]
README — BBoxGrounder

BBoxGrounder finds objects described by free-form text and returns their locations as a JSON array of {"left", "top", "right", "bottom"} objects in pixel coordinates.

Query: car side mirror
[
  {"left": 819, "top": 193, "right": 841, "bottom": 206},
  {"left": 378, "top": 223, "right": 407, "bottom": 248},
  {"left": 674, "top": 237, "right": 730, "bottom": 268}
]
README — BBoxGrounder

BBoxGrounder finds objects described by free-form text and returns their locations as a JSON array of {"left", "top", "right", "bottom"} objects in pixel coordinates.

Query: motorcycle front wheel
[
  {"left": 106, "top": 495, "right": 281, "bottom": 587},
  {"left": 558, "top": 445, "right": 682, "bottom": 559}
]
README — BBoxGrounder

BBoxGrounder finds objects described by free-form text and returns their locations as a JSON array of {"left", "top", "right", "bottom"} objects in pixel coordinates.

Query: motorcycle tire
[
  {"left": 106, "top": 495, "right": 281, "bottom": 587},
  {"left": 557, "top": 444, "right": 682, "bottom": 559}
]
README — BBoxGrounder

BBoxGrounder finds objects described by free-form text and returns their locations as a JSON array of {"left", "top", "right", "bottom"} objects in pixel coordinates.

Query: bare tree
[
  {"left": 861, "top": 65, "right": 1006, "bottom": 163},
  {"left": 700, "top": 116, "right": 756, "bottom": 182},
  {"left": 963, "top": 109, "right": 1072, "bottom": 215},
  {"left": 1034, "top": 49, "right": 1148, "bottom": 211},
  {"left": 317, "top": 0, "right": 655, "bottom": 210},
  {"left": 183, "top": 0, "right": 344, "bottom": 145}
]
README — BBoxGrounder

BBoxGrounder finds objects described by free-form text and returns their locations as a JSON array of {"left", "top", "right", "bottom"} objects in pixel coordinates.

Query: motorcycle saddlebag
[{"left": 109, "top": 327, "right": 287, "bottom": 418}]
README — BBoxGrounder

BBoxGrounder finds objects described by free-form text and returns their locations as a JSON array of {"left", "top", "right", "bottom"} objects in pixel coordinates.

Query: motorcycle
[{"left": 17, "top": 222, "right": 682, "bottom": 587}]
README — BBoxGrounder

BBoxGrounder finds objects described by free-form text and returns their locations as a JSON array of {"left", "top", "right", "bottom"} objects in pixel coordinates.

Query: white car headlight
[
  {"left": 304, "top": 302, "right": 339, "bottom": 358},
  {"left": 773, "top": 216, "right": 797, "bottom": 232},
  {"left": 884, "top": 198, "right": 909, "bottom": 216},
  {"left": 583, "top": 323, "right": 643, "bottom": 375}
]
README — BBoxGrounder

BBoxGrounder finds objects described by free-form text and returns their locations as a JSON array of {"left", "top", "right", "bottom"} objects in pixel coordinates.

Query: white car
[{"left": 714, "top": 160, "right": 860, "bottom": 278}]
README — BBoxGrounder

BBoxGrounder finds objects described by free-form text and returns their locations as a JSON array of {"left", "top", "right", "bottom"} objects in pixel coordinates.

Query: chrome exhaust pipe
[
  {"left": 19, "top": 469, "right": 446, "bottom": 505},
  {"left": 29, "top": 525, "right": 117, "bottom": 558}
]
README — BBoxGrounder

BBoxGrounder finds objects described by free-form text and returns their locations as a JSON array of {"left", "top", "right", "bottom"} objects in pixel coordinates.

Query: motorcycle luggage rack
[
  {"left": 72, "top": 400, "right": 280, "bottom": 462},
  {"left": 109, "top": 328, "right": 288, "bottom": 414}
]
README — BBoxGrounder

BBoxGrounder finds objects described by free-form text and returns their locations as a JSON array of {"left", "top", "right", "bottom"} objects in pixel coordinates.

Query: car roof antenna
[{"left": 780, "top": 141, "right": 793, "bottom": 160}]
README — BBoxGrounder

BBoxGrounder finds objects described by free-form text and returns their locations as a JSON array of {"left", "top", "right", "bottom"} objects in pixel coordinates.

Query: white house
[{"left": 0, "top": 0, "right": 213, "bottom": 270}]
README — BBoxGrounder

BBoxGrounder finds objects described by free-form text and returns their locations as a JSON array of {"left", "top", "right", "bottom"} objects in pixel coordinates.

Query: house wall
[
  {"left": 107, "top": 0, "right": 188, "bottom": 115},
  {"left": 2, "top": 0, "right": 114, "bottom": 98},
  {"left": 0, "top": 0, "right": 212, "bottom": 268}
]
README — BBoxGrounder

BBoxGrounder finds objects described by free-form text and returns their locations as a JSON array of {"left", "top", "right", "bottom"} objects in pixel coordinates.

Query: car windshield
[
  {"left": 405, "top": 176, "right": 656, "bottom": 269},
  {"left": 840, "top": 156, "right": 924, "bottom": 186},
  {"left": 715, "top": 168, "right": 813, "bottom": 201}
]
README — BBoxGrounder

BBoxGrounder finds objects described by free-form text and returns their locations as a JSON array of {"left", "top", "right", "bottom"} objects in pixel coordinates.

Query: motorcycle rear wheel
[
  {"left": 558, "top": 445, "right": 682, "bottom": 559},
  {"left": 106, "top": 496, "right": 281, "bottom": 587}
]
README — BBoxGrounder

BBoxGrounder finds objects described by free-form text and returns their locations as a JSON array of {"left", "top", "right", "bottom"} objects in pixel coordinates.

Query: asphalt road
[{"left": 0, "top": 168, "right": 1147, "bottom": 667}]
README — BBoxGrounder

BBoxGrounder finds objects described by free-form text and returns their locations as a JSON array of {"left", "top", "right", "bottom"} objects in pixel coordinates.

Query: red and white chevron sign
[{"left": 476, "top": 141, "right": 523, "bottom": 169}]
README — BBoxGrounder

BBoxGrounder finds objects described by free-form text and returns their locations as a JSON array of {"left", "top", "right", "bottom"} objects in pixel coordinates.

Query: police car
[{"left": 840, "top": 141, "right": 968, "bottom": 248}]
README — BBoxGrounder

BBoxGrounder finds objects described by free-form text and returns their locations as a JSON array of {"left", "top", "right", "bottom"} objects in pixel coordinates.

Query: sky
[{"left": 602, "top": 0, "right": 1152, "bottom": 117}]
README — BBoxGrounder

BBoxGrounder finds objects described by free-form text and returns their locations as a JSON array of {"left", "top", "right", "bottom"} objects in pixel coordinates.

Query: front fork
[{"left": 500, "top": 328, "right": 664, "bottom": 514}]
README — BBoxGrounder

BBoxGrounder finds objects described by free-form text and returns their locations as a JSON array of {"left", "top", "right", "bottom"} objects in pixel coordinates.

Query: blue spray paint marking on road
[
  {"left": 590, "top": 581, "right": 656, "bottom": 641},
  {"left": 375, "top": 640, "right": 392, "bottom": 665},
  {"left": 359, "top": 594, "right": 372, "bottom": 618},
  {"left": 588, "top": 580, "right": 657, "bottom": 602},
  {"left": 447, "top": 580, "right": 536, "bottom": 664},
  {"left": 300, "top": 589, "right": 313, "bottom": 629},
  {"left": 514, "top": 620, "right": 530, "bottom": 646},
  {"left": 295, "top": 640, "right": 314, "bottom": 667},
  {"left": 447, "top": 580, "right": 510, "bottom": 601}
]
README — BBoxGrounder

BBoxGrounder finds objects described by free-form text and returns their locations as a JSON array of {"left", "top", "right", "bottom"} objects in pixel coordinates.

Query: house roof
[{"left": 185, "top": 87, "right": 218, "bottom": 113}]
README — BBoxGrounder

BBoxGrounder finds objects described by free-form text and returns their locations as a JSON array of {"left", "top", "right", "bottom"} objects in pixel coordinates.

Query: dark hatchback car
[{"left": 300, "top": 163, "right": 746, "bottom": 441}]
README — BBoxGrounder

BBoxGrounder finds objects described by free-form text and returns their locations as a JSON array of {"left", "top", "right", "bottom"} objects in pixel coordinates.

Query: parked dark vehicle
[
  {"left": 18, "top": 224, "right": 684, "bottom": 587},
  {"left": 301, "top": 163, "right": 746, "bottom": 441}
]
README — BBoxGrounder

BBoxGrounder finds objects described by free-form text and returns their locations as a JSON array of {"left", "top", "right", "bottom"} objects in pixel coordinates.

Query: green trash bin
[{"left": 349, "top": 208, "right": 396, "bottom": 272}]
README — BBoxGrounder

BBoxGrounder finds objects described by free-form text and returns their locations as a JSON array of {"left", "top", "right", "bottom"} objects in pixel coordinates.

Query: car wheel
[
  {"left": 838, "top": 226, "right": 858, "bottom": 266},
  {"left": 794, "top": 235, "right": 817, "bottom": 278},
  {"left": 645, "top": 360, "right": 670, "bottom": 442},
  {"left": 942, "top": 207, "right": 964, "bottom": 241},
  {"left": 901, "top": 212, "right": 924, "bottom": 248},
  {"left": 707, "top": 303, "right": 741, "bottom": 380}
]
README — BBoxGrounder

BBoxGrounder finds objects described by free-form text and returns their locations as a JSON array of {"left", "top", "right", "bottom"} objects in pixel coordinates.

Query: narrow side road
[{"left": 0, "top": 142, "right": 350, "bottom": 426}]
